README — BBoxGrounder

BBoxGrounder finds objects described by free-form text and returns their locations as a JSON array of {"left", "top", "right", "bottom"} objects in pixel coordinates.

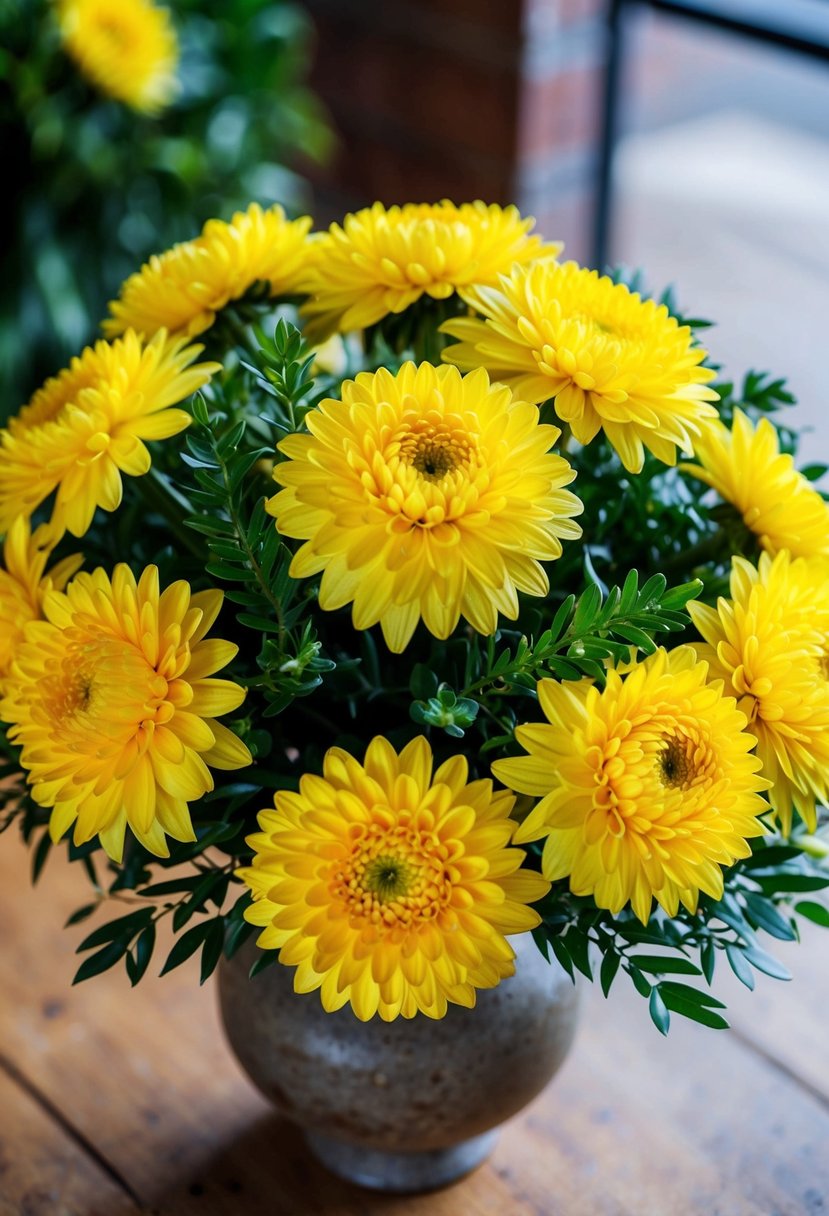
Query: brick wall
[{"left": 304, "top": 0, "right": 608, "bottom": 261}]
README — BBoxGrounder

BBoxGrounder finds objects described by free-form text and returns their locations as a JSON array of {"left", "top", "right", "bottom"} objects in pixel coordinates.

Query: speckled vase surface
[{"left": 218, "top": 933, "right": 580, "bottom": 1193}]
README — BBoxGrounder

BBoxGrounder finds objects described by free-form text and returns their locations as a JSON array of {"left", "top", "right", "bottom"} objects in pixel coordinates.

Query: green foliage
[
  {"left": 455, "top": 571, "right": 702, "bottom": 719},
  {"left": 410, "top": 684, "right": 480, "bottom": 739},
  {"left": 530, "top": 837, "right": 829, "bottom": 1035},
  {"left": 1, "top": 0, "right": 331, "bottom": 410}
]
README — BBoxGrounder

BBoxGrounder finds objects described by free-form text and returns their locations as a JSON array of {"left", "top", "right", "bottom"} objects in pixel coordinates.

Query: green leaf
[
  {"left": 795, "top": 900, "right": 829, "bottom": 928},
  {"left": 660, "top": 997, "right": 730, "bottom": 1031},
  {"left": 216, "top": 419, "right": 247, "bottom": 458},
  {"left": 548, "top": 595, "right": 576, "bottom": 642},
  {"left": 725, "top": 943, "right": 756, "bottom": 990},
  {"left": 571, "top": 583, "right": 602, "bottom": 634},
  {"left": 657, "top": 982, "right": 726, "bottom": 1009},
  {"left": 599, "top": 949, "right": 620, "bottom": 997},
  {"left": 160, "top": 921, "right": 214, "bottom": 976},
  {"left": 64, "top": 904, "right": 97, "bottom": 928},
  {"left": 531, "top": 927, "right": 551, "bottom": 963},
  {"left": 73, "top": 940, "right": 127, "bottom": 985},
  {"left": 638, "top": 573, "right": 667, "bottom": 605},
  {"left": 625, "top": 963, "right": 652, "bottom": 998},
  {"left": 754, "top": 874, "right": 829, "bottom": 895},
  {"left": 224, "top": 918, "right": 254, "bottom": 961},
  {"left": 31, "top": 831, "right": 52, "bottom": 883},
  {"left": 631, "top": 955, "right": 702, "bottom": 976},
  {"left": 700, "top": 939, "right": 716, "bottom": 985},
  {"left": 739, "top": 846, "right": 804, "bottom": 870},
  {"left": 77, "top": 908, "right": 153, "bottom": 953},
  {"left": 741, "top": 944, "right": 791, "bottom": 981},
  {"left": 563, "top": 928, "right": 592, "bottom": 980},
  {"left": 619, "top": 569, "right": 640, "bottom": 613},
  {"left": 550, "top": 936, "right": 575, "bottom": 983},
  {"left": 649, "top": 987, "right": 671, "bottom": 1036},
  {"left": 742, "top": 893, "right": 797, "bottom": 941},
  {"left": 610, "top": 623, "right": 658, "bottom": 654},
  {"left": 126, "top": 924, "right": 156, "bottom": 987},
  {"left": 138, "top": 876, "right": 204, "bottom": 898},
  {"left": 660, "top": 579, "right": 703, "bottom": 611},
  {"left": 249, "top": 950, "right": 280, "bottom": 979},
  {"left": 200, "top": 920, "right": 226, "bottom": 985}
]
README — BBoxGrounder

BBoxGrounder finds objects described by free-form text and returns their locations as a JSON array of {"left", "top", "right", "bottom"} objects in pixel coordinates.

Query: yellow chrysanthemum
[
  {"left": 0, "top": 517, "right": 82, "bottom": 681},
  {"left": 299, "top": 200, "right": 561, "bottom": 340},
  {"left": 267, "top": 362, "right": 583, "bottom": 652},
  {"left": 442, "top": 261, "right": 719, "bottom": 474},
  {"left": 689, "top": 551, "right": 829, "bottom": 835},
  {"left": 0, "top": 565, "right": 252, "bottom": 862},
  {"left": 492, "top": 648, "right": 768, "bottom": 924},
  {"left": 0, "top": 330, "right": 216, "bottom": 538},
  {"left": 681, "top": 409, "right": 829, "bottom": 559},
  {"left": 237, "top": 735, "right": 550, "bottom": 1021},
  {"left": 57, "top": 0, "right": 178, "bottom": 115},
  {"left": 103, "top": 203, "right": 313, "bottom": 341}
]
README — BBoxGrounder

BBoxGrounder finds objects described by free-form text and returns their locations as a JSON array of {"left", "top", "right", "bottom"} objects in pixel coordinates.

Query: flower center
[
  {"left": 41, "top": 633, "right": 169, "bottom": 736},
  {"left": 331, "top": 815, "right": 453, "bottom": 930},
  {"left": 362, "top": 854, "right": 412, "bottom": 901},
  {"left": 658, "top": 738, "right": 692, "bottom": 789},
  {"left": 398, "top": 420, "right": 475, "bottom": 483},
  {"left": 410, "top": 441, "right": 455, "bottom": 480},
  {"left": 51, "top": 666, "right": 97, "bottom": 719}
]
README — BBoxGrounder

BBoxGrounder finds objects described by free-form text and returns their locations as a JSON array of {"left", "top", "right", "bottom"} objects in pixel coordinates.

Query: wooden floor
[{"left": 1, "top": 832, "right": 828, "bottom": 1215}]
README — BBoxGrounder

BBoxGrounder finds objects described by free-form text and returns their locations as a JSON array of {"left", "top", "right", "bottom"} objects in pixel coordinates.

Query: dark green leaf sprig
[
  {"left": 530, "top": 837, "right": 829, "bottom": 1035},
  {"left": 462, "top": 570, "right": 699, "bottom": 712}
]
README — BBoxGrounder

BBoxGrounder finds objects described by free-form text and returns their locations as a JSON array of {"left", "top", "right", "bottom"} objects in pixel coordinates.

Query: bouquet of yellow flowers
[{"left": 2, "top": 198, "right": 828, "bottom": 1043}]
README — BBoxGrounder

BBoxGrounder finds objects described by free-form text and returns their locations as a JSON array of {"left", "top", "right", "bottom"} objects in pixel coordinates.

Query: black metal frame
[{"left": 592, "top": 0, "right": 829, "bottom": 269}]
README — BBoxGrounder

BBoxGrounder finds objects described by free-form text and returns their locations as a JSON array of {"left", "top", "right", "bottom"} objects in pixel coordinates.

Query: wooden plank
[
  {"left": 716, "top": 921, "right": 829, "bottom": 1103},
  {"left": 0, "top": 1066, "right": 139, "bottom": 1216},
  {"left": 1, "top": 829, "right": 828, "bottom": 1215}
]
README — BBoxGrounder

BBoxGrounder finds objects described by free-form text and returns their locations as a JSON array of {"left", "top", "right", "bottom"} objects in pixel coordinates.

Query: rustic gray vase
[{"left": 218, "top": 933, "right": 579, "bottom": 1192}]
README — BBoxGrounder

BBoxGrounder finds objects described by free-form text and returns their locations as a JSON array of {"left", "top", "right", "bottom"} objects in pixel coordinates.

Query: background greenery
[{"left": 0, "top": 0, "right": 331, "bottom": 416}]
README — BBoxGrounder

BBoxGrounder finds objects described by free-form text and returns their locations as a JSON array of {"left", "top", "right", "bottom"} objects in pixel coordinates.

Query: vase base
[{"left": 304, "top": 1128, "right": 499, "bottom": 1193}]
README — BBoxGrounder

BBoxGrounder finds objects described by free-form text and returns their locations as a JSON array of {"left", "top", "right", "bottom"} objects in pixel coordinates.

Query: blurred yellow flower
[
  {"left": 682, "top": 409, "right": 829, "bottom": 559},
  {"left": 689, "top": 552, "right": 829, "bottom": 835},
  {"left": 267, "top": 362, "right": 583, "bottom": 652},
  {"left": 0, "top": 330, "right": 216, "bottom": 538},
  {"left": 0, "top": 517, "right": 82, "bottom": 682},
  {"left": 104, "top": 203, "right": 313, "bottom": 341},
  {"left": 493, "top": 648, "right": 768, "bottom": 924},
  {"left": 238, "top": 735, "right": 550, "bottom": 1021},
  {"left": 299, "top": 200, "right": 560, "bottom": 340},
  {"left": 442, "top": 261, "right": 719, "bottom": 473},
  {"left": 1, "top": 565, "right": 251, "bottom": 861},
  {"left": 57, "top": 0, "right": 178, "bottom": 115}
]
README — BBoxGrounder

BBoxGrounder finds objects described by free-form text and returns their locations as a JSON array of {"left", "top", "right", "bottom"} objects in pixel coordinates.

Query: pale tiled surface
[{"left": 615, "top": 109, "right": 829, "bottom": 462}]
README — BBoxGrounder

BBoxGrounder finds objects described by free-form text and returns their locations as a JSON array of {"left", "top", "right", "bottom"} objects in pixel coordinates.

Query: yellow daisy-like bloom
[
  {"left": 689, "top": 551, "right": 829, "bottom": 835},
  {"left": 492, "top": 648, "right": 768, "bottom": 924},
  {"left": 681, "top": 409, "right": 829, "bottom": 559},
  {"left": 0, "top": 330, "right": 216, "bottom": 538},
  {"left": 299, "top": 200, "right": 561, "bottom": 340},
  {"left": 442, "top": 261, "right": 719, "bottom": 474},
  {"left": 0, "top": 565, "right": 252, "bottom": 862},
  {"left": 237, "top": 735, "right": 550, "bottom": 1021},
  {"left": 103, "top": 203, "right": 313, "bottom": 341},
  {"left": 267, "top": 362, "right": 583, "bottom": 653},
  {"left": 57, "top": 0, "right": 178, "bottom": 115},
  {"left": 0, "top": 517, "right": 82, "bottom": 681}
]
